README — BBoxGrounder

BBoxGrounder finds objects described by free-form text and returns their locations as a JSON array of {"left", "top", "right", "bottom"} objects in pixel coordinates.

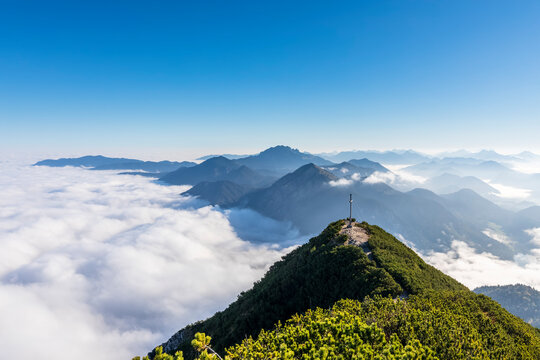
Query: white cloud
[
  {"left": 482, "top": 227, "right": 512, "bottom": 245},
  {"left": 423, "top": 240, "right": 540, "bottom": 290},
  {"left": 483, "top": 180, "right": 532, "bottom": 200},
  {"left": 525, "top": 228, "right": 540, "bottom": 246},
  {"left": 329, "top": 178, "right": 353, "bottom": 187},
  {"left": 0, "top": 163, "right": 297, "bottom": 360},
  {"left": 508, "top": 160, "right": 540, "bottom": 174},
  {"left": 363, "top": 170, "right": 426, "bottom": 191},
  {"left": 328, "top": 172, "right": 362, "bottom": 187}
]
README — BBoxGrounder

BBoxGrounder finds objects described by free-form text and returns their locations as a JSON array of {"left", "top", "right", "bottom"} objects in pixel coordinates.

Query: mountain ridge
[
  {"left": 149, "top": 220, "right": 540, "bottom": 360},
  {"left": 34, "top": 155, "right": 196, "bottom": 172},
  {"left": 155, "top": 219, "right": 466, "bottom": 358},
  {"left": 159, "top": 156, "right": 271, "bottom": 187}
]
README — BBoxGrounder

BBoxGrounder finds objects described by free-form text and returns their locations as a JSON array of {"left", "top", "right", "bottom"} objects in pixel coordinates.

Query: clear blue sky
[{"left": 1, "top": 0, "right": 539, "bottom": 159}]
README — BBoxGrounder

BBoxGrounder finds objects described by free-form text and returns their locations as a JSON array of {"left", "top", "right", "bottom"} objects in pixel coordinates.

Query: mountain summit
[
  {"left": 235, "top": 145, "right": 333, "bottom": 175},
  {"left": 149, "top": 220, "right": 540, "bottom": 360},
  {"left": 155, "top": 220, "right": 467, "bottom": 358}
]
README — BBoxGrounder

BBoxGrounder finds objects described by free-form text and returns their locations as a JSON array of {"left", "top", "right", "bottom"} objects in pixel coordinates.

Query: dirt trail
[{"left": 339, "top": 222, "right": 373, "bottom": 260}]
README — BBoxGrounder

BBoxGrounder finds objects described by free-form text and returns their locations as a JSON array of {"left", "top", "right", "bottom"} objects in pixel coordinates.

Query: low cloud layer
[
  {"left": 363, "top": 170, "right": 426, "bottom": 191},
  {"left": 328, "top": 172, "right": 362, "bottom": 187},
  {"left": 484, "top": 180, "right": 532, "bottom": 200},
  {"left": 2, "top": 160, "right": 539, "bottom": 360},
  {"left": 0, "top": 163, "right": 296, "bottom": 360},
  {"left": 424, "top": 239, "right": 540, "bottom": 290}
]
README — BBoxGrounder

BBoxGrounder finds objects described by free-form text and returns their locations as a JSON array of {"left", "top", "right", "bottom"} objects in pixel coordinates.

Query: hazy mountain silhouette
[
  {"left": 160, "top": 156, "right": 271, "bottom": 187},
  {"left": 34, "top": 155, "right": 195, "bottom": 172},
  {"left": 406, "top": 158, "right": 540, "bottom": 207},
  {"left": 196, "top": 154, "right": 248, "bottom": 161},
  {"left": 319, "top": 149, "right": 430, "bottom": 164},
  {"left": 320, "top": 160, "right": 390, "bottom": 179},
  {"left": 234, "top": 145, "right": 333, "bottom": 176},
  {"left": 423, "top": 173, "right": 498, "bottom": 197},
  {"left": 348, "top": 158, "right": 390, "bottom": 172},
  {"left": 182, "top": 181, "right": 252, "bottom": 206},
  {"left": 406, "top": 158, "right": 520, "bottom": 180}
]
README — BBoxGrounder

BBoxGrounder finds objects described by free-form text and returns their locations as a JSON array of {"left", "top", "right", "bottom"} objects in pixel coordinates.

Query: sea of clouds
[
  {"left": 425, "top": 240, "right": 540, "bottom": 290},
  {"left": 1, "top": 160, "right": 539, "bottom": 360},
  {"left": 0, "top": 162, "right": 302, "bottom": 360}
]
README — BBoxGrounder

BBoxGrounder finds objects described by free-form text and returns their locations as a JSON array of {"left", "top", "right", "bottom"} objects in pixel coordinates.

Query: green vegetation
[
  {"left": 146, "top": 220, "right": 540, "bottom": 359},
  {"left": 134, "top": 346, "right": 184, "bottom": 360},
  {"left": 158, "top": 220, "right": 473, "bottom": 358},
  {"left": 360, "top": 222, "right": 467, "bottom": 294},
  {"left": 171, "top": 220, "right": 403, "bottom": 357},
  {"left": 148, "top": 291, "right": 540, "bottom": 359},
  {"left": 355, "top": 292, "right": 540, "bottom": 359},
  {"left": 223, "top": 304, "right": 436, "bottom": 359}
]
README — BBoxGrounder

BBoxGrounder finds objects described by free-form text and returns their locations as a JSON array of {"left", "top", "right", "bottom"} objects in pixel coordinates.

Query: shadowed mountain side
[
  {"left": 155, "top": 220, "right": 466, "bottom": 358},
  {"left": 320, "top": 160, "right": 389, "bottom": 179},
  {"left": 408, "top": 188, "right": 513, "bottom": 228},
  {"left": 321, "top": 162, "right": 370, "bottom": 178},
  {"left": 160, "top": 156, "right": 273, "bottom": 187},
  {"left": 516, "top": 206, "right": 540, "bottom": 230},
  {"left": 92, "top": 160, "right": 195, "bottom": 172},
  {"left": 348, "top": 158, "right": 390, "bottom": 172},
  {"left": 233, "top": 164, "right": 512, "bottom": 258},
  {"left": 181, "top": 181, "right": 252, "bottom": 206},
  {"left": 411, "top": 188, "right": 540, "bottom": 250},
  {"left": 474, "top": 284, "right": 540, "bottom": 328},
  {"left": 34, "top": 155, "right": 195, "bottom": 172}
]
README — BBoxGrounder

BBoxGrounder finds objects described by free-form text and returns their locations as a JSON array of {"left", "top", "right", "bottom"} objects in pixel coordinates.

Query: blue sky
[{"left": 1, "top": 1, "right": 539, "bottom": 159}]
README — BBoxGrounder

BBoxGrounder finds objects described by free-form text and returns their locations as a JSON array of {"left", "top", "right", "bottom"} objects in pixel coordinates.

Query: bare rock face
[
  {"left": 339, "top": 222, "right": 372, "bottom": 259},
  {"left": 159, "top": 328, "right": 194, "bottom": 356}
]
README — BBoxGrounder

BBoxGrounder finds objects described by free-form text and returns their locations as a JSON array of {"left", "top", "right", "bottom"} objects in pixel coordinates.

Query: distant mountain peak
[
  {"left": 234, "top": 145, "right": 333, "bottom": 175},
  {"left": 260, "top": 145, "right": 299, "bottom": 154},
  {"left": 200, "top": 156, "right": 235, "bottom": 166},
  {"left": 276, "top": 163, "right": 338, "bottom": 185}
]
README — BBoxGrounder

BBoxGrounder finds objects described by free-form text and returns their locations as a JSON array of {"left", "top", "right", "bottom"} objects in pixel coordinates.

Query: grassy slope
[
  {"left": 222, "top": 292, "right": 540, "bottom": 359},
  {"left": 160, "top": 220, "right": 467, "bottom": 358},
  {"left": 361, "top": 222, "right": 467, "bottom": 294}
]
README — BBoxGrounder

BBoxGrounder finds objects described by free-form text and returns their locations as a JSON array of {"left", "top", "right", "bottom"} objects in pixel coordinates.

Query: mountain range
[
  {"left": 189, "top": 163, "right": 539, "bottom": 259},
  {"left": 317, "top": 149, "right": 431, "bottom": 164},
  {"left": 36, "top": 146, "right": 540, "bottom": 259},
  {"left": 34, "top": 155, "right": 195, "bottom": 173},
  {"left": 159, "top": 156, "right": 272, "bottom": 187}
]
